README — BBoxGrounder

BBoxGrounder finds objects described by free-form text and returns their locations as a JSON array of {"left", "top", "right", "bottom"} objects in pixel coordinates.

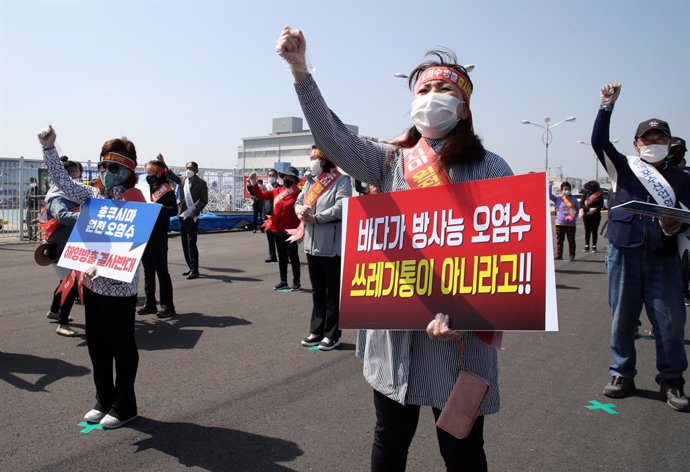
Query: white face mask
[
  {"left": 309, "top": 159, "right": 323, "bottom": 176},
  {"left": 639, "top": 144, "right": 669, "bottom": 163},
  {"left": 411, "top": 92, "right": 462, "bottom": 139},
  {"left": 268, "top": 176, "right": 277, "bottom": 185},
  {"left": 185, "top": 169, "right": 195, "bottom": 178}
]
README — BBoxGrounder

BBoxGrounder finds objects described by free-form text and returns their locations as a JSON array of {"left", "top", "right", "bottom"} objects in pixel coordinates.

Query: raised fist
[
  {"left": 276, "top": 26, "right": 307, "bottom": 70},
  {"left": 37, "top": 125, "right": 56, "bottom": 149},
  {"left": 600, "top": 82, "right": 621, "bottom": 103}
]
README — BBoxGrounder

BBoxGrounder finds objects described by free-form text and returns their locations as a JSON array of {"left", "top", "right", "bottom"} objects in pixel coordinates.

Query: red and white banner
[{"left": 339, "top": 172, "right": 557, "bottom": 331}]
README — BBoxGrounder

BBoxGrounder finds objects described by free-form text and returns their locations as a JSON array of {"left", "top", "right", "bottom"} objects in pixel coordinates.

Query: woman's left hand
[{"left": 426, "top": 313, "right": 462, "bottom": 341}]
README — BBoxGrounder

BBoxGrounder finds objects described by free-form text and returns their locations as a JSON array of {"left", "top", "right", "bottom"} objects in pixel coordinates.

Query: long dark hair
[
  {"left": 394, "top": 49, "right": 486, "bottom": 168},
  {"left": 100, "top": 137, "right": 138, "bottom": 189}
]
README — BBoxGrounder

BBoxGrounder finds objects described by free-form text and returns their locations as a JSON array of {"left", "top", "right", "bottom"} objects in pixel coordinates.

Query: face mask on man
[
  {"left": 411, "top": 92, "right": 462, "bottom": 139},
  {"left": 639, "top": 144, "right": 669, "bottom": 163},
  {"left": 268, "top": 176, "right": 277, "bottom": 185},
  {"left": 562, "top": 190, "right": 572, "bottom": 196},
  {"left": 185, "top": 169, "right": 195, "bottom": 178},
  {"left": 283, "top": 178, "right": 293, "bottom": 187},
  {"left": 146, "top": 175, "right": 158, "bottom": 185},
  {"left": 309, "top": 159, "right": 323, "bottom": 176}
]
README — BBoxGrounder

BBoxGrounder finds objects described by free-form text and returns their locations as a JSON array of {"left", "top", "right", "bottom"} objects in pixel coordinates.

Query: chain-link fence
[{"left": 0, "top": 156, "right": 268, "bottom": 242}]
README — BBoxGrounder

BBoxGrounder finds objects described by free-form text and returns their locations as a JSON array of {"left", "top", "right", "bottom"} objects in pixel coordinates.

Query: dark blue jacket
[{"left": 591, "top": 108, "right": 690, "bottom": 254}]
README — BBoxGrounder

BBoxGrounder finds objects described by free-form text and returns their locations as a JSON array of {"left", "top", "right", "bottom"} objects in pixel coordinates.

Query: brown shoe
[{"left": 603, "top": 376, "right": 636, "bottom": 398}]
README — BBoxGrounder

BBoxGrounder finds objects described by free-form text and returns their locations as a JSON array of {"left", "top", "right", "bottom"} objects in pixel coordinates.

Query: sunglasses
[{"left": 98, "top": 162, "right": 123, "bottom": 173}]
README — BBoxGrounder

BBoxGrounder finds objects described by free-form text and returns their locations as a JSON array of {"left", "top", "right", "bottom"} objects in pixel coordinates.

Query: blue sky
[{"left": 1, "top": 0, "right": 688, "bottom": 181}]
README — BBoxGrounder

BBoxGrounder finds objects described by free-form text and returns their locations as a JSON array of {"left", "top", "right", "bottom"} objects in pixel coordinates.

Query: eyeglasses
[{"left": 98, "top": 162, "right": 122, "bottom": 173}]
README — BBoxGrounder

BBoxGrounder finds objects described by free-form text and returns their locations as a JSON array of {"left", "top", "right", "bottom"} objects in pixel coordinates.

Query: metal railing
[{"left": 0, "top": 156, "right": 268, "bottom": 241}]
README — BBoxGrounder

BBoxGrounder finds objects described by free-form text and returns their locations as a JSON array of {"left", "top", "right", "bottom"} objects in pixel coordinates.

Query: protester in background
[
  {"left": 668, "top": 137, "right": 687, "bottom": 169},
  {"left": 580, "top": 180, "right": 604, "bottom": 252},
  {"left": 263, "top": 168, "right": 280, "bottom": 262},
  {"left": 38, "top": 125, "right": 145, "bottom": 428},
  {"left": 295, "top": 146, "right": 352, "bottom": 351},
  {"left": 251, "top": 179, "right": 265, "bottom": 233},
  {"left": 164, "top": 158, "right": 208, "bottom": 280},
  {"left": 43, "top": 156, "right": 82, "bottom": 336},
  {"left": 278, "top": 27, "right": 510, "bottom": 471},
  {"left": 25, "top": 176, "right": 40, "bottom": 241},
  {"left": 592, "top": 82, "right": 689, "bottom": 412},
  {"left": 249, "top": 166, "right": 302, "bottom": 291},
  {"left": 549, "top": 181, "right": 579, "bottom": 261},
  {"left": 137, "top": 159, "right": 177, "bottom": 319}
]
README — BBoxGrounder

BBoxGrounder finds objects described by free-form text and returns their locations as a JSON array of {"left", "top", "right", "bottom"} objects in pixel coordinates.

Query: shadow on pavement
[
  {"left": 0, "top": 351, "right": 90, "bottom": 392},
  {"left": 130, "top": 416, "right": 303, "bottom": 472},
  {"left": 555, "top": 269, "right": 606, "bottom": 275},
  {"left": 555, "top": 284, "right": 580, "bottom": 290},
  {"left": 133, "top": 312, "right": 251, "bottom": 351},
  {"left": 198, "top": 273, "right": 263, "bottom": 284}
]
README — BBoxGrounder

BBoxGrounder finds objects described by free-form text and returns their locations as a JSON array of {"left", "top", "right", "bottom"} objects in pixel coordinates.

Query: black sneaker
[
  {"left": 583, "top": 246, "right": 589, "bottom": 252},
  {"left": 290, "top": 284, "right": 301, "bottom": 292},
  {"left": 137, "top": 306, "right": 157, "bottom": 315},
  {"left": 685, "top": 297, "right": 690, "bottom": 307},
  {"left": 603, "top": 376, "right": 636, "bottom": 398},
  {"left": 554, "top": 256, "right": 563, "bottom": 260},
  {"left": 591, "top": 246, "right": 597, "bottom": 253},
  {"left": 301, "top": 333, "right": 323, "bottom": 347},
  {"left": 265, "top": 257, "right": 277, "bottom": 263},
  {"left": 156, "top": 308, "right": 176, "bottom": 319},
  {"left": 318, "top": 337, "right": 341, "bottom": 351},
  {"left": 273, "top": 281, "right": 288, "bottom": 290},
  {"left": 661, "top": 379, "right": 690, "bottom": 412},
  {"left": 182, "top": 270, "right": 192, "bottom": 276},
  {"left": 186, "top": 272, "right": 199, "bottom": 280}
]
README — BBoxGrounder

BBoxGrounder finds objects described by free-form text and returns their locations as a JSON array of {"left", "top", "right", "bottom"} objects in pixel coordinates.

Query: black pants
[
  {"left": 274, "top": 232, "right": 300, "bottom": 285},
  {"left": 179, "top": 216, "right": 199, "bottom": 273},
  {"left": 252, "top": 203, "right": 263, "bottom": 231},
  {"left": 307, "top": 254, "right": 341, "bottom": 339},
  {"left": 50, "top": 278, "right": 79, "bottom": 325},
  {"left": 266, "top": 228, "right": 277, "bottom": 260},
  {"left": 84, "top": 287, "right": 138, "bottom": 420},
  {"left": 583, "top": 214, "right": 601, "bottom": 248},
  {"left": 141, "top": 236, "right": 174, "bottom": 310},
  {"left": 555, "top": 225, "right": 576, "bottom": 259},
  {"left": 371, "top": 390, "right": 487, "bottom": 472},
  {"left": 682, "top": 249, "right": 690, "bottom": 298}
]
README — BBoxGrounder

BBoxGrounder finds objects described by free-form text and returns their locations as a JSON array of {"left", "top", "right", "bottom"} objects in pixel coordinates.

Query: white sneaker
[
  {"left": 100, "top": 413, "right": 138, "bottom": 429},
  {"left": 56, "top": 325, "right": 78, "bottom": 337},
  {"left": 84, "top": 409, "right": 107, "bottom": 423},
  {"left": 318, "top": 337, "right": 341, "bottom": 351}
]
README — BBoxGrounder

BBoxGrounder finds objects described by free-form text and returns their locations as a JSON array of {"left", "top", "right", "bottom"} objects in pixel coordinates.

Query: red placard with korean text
[{"left": 339, "top": 172, "right": 557, "bottom": 331}]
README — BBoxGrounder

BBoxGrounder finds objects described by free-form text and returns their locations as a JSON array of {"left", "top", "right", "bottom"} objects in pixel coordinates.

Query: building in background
[{"left": 237, "top": 116, "right": 377, "bottom": 171}]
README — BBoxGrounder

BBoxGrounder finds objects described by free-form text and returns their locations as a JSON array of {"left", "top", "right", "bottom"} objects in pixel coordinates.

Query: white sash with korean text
[
  {"left": 181, "top": 177, "right": 197, "bottom": 218},
  {"left": 626, "top": 155, "right": 690, "bottom": 256}
]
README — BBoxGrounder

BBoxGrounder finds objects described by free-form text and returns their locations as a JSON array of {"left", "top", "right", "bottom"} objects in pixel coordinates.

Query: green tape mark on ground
[
  {"left": 308, "top": 346, "right": 320, "bottom": 351},
  {"left": 78, "top": 421, "right": 106, "bottom": 434},
  {"left": 586, "top": 400, "right": 618, "bottom": 415}
]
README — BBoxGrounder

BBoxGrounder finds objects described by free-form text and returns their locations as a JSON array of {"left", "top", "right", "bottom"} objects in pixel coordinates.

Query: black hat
[
  {"left": 671, "top": 137, "right": 687, "bottom": 151},
  {"left": 280, "top": 166, "right": 300, "bottom": 178},
  {"left": 635, "top": 118, "right": 671, "bottom": 139}
]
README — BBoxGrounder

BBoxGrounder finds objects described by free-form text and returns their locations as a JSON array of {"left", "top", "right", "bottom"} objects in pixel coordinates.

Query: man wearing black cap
[{"left": 591, "top": 82, "right": 690, "bottom": 412}]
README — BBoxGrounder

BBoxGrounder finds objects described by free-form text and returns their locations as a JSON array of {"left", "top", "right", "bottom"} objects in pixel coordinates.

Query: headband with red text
[
  {"left": 101, "top": 152, "right": 136, "bottom": 171},
  {"left": 414, "top": 66, "right": 473, "bottom": 105},
  {"left": 310, "top": 146, "right": 332, "bottom": 162},
  {"left": 146, "top": 162, "right": 167, "bottom": 176}
]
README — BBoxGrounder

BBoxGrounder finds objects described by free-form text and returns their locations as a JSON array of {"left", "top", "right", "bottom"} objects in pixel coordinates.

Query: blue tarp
[{"left": 168, "top": 212, "right": 258, "bottom": 233}]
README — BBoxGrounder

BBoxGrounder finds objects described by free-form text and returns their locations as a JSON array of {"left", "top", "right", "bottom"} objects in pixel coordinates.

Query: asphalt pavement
[{"left": 1, "top": 221, "right": 688, "bottom": 472}]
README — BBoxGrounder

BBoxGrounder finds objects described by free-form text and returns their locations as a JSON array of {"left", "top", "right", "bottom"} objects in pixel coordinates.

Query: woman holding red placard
[{"left": 277, "top": 27, "right": 513, "bottom": 472}]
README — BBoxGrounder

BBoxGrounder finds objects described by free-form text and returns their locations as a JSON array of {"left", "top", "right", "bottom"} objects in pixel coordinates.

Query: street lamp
[
  {"left": 578, "top": 139, "right": 619, "bottom": 182},
  {"left": 393, "top": 64, "right": 475, "bottom": 80},
  {"left": 521, "top": 116, "right": 576, "bottom": 176}
]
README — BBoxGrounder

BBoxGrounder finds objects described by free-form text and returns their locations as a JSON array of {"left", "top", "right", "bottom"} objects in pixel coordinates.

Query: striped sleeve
[
  {"left": 295, "top": 75, "right": 395, "bottom": 188},
  {"left": 44, "top": 147, "right": 98, "bottom": 203}
]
